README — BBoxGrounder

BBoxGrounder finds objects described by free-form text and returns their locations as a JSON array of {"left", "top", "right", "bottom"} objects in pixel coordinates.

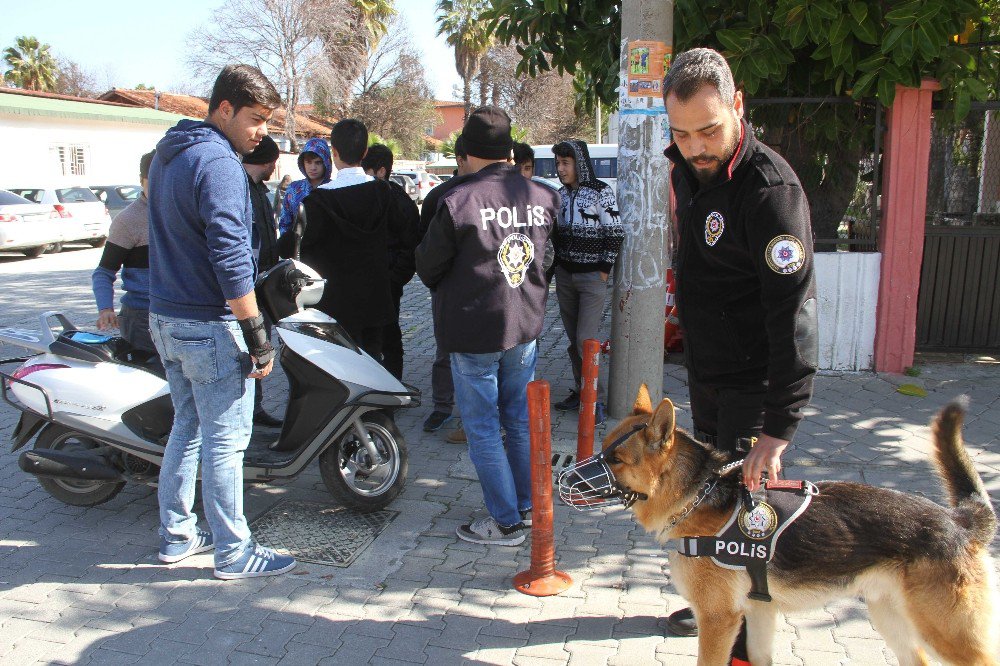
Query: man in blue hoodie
[
  {"left": 277, "top": 137, "right": 332, "bottom": 236},
  {"left": 147, "top": 64, "right": 296, "bottom": 580}
]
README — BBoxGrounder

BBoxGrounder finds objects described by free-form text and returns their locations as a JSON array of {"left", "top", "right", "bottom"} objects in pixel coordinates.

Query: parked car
[
  {"left": 0, "top": 189, "right": 65, "bottom": 258},
  {"left": 8, "top": 186, "right": 112, "bottom": 247},
  {"left": 390, "top": 173, "right": 419, "bottom": 202},
  {"left": 394, "top": 170, "right": 436, "bottom": 204},
  {"left": 90, "top": 185, "right": 142, "bottom": 220}
]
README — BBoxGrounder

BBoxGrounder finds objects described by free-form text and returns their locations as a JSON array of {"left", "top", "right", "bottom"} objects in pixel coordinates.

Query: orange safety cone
[
  {"left": 513, "top": 380, "right": 572, "bottom": 597},
  {"left": 577, "top": 339, "right": 601, "bottom": 461}
]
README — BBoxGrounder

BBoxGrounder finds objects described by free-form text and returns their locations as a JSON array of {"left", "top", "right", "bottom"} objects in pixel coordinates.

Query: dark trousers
[
  {"left": 688, "top": 374, "right": 767, "bottom": 662},
  {"left": 381, "top": 285, "right": 404, "bottom": 380},
  {"left": 342, "top": 321, "right": 385, "bottom": 364}
]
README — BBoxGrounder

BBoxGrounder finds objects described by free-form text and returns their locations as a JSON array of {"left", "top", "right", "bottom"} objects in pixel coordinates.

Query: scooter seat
[{"left": 50, "top": 331, "right": 165, "bottom": 378}]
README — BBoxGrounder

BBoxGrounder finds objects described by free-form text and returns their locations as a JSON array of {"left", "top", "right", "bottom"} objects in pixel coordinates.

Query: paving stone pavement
[{"left": 0, "top": 246, "right": 998, "bottom": 665}]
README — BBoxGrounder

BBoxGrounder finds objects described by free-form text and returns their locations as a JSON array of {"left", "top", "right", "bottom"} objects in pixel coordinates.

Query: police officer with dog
[{"left": 660, "top": 48, "right": 818, "bottom": 664}]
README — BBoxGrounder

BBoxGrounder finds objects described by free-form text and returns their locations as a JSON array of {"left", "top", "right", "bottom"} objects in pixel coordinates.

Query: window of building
[{"left": 50, "top": 144, "right": 89, "bottom": 176}]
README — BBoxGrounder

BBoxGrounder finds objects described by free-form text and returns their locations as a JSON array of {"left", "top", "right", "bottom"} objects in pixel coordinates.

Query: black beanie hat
[
  {"left": 243, "top": 135, "right": 280, "bottom": 165},
  {"left": 462, "top": 106, "right": 513, "bottom": 160}
]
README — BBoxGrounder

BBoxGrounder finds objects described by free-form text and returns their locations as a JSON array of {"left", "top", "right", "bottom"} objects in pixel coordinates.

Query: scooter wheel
[
  {"left": 33, "top": 425, "right": 126, "bottom": 507},
  {"left": 319, "top": 411, "right": 407, "bottom": 513}
]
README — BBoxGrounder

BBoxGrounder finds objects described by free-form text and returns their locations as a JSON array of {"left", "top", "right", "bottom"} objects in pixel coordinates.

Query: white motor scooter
[{"left": 0, "top": 259, "right": 418, "bottom": 511}]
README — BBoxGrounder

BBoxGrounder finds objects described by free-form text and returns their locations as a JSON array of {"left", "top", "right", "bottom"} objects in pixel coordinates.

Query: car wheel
[
  {"left": 89, "top": 237, "right": 107, "bottom": 248},
  {"left": 23, "top": 246, "right": 45, "bottom": 258}
]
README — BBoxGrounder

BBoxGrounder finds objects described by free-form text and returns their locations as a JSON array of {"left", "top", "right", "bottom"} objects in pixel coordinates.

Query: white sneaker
[{"left": 456, "top": 516, "right": 525, "bottom": 546}]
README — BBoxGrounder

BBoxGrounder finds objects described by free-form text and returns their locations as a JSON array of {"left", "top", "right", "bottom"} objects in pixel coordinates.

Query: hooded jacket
[
  {"left": 277, "top": 178, "right": 412, "bottom": 329},
  {"left": 553, "top": 140, "right": 624, "bottom": 274},
  {"left": 666, "top": 119, "right": 818, "bottom": 441},
  {"left": 147, "top": 119, "right": 256, "bottom": 320},
  {"left": 278, "top": 137, "right": 332, "bottom": 235}
]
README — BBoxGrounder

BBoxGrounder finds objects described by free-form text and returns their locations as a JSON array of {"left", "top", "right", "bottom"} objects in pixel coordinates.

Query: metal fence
[
  {"left": 745, "top": 97, "right": 883, "bottom": 251},
  {"left": 926, "top": 106, "right": 1000, "bottom": 226}
]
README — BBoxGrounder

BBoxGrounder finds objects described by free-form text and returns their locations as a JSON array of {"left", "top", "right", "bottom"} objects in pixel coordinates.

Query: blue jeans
[
  {"left": 451, "top": 341, "right": 536, "bottom": 527},
  {"left": 149, "top": 313, "right": 254, "bottom": 567}
]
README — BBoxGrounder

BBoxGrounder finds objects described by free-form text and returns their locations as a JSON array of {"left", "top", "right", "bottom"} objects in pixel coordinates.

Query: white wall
[
  {"left": 815, "top": 252, "right": 881, "bottom": 371},
  {"left": 0, "top": 115, "right": 175, "bottom": 187}
]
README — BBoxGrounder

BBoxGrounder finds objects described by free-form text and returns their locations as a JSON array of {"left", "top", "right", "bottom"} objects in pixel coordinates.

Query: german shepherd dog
[{"left": 558, "top": 387, "right": 998, "bottom": 666}]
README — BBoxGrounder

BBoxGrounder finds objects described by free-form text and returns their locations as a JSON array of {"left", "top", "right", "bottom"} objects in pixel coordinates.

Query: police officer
[
  {"left": 415, "top": 106, "right": 558, "bottom": 546},
  {"left": 661, "top": 48, "right": 818, "bottom": 663}
]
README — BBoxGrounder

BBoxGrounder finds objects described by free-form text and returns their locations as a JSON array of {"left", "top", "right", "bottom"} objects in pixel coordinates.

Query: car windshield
[
  {"left": 116, "top": 186, "right": 142, "bottom": 201},
  {"left": 9, "top": 189, "right": 41, "bottom": 202},
  {"left": 55, "top": 187, "right": 100, "bottom": 203},
  {"left": 0, "top": 190, "right": 31, "bottom": 205}
]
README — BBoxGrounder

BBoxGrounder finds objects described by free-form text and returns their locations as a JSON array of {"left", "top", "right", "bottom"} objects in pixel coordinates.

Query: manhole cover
[{"left": 250, "top": 500, "right": 398, "bottom": 567}]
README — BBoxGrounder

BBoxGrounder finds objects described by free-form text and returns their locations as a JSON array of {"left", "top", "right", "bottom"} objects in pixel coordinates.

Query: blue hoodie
[
  {"left": 148, "top": 119, "right": 256, "bottom": 320},
  {"left": 278, "top": 137, "right": 332, "bottom": 235}
]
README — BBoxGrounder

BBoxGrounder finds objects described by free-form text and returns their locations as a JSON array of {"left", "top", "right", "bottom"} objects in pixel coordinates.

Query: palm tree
[
  {"left": 315, "top": 0, "right": 396, "bottom": 110},
  {"left": 436, "top": 0, "right": 493, "bottom": 120},
  {"left": 3, "top": 36, "right": 57, "bottom": 92}
]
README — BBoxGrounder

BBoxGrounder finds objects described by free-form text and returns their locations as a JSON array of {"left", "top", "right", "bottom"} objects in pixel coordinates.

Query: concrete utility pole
[{"left": 607, "top": 0, "right": 673, "bottom": 418}]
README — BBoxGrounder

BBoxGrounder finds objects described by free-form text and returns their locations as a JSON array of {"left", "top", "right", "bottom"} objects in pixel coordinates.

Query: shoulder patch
[
  {"left": 765, "top": 235, "right": 806, "bottom": 274},
  {"left": 752, "top": 152, "right": 784, "bottom": 187}
]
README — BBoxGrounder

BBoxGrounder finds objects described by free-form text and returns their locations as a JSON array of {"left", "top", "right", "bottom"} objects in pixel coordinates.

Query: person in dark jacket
[
  {"left": 92, "top": 149, "right": 157, "bottom": 355},
  {"left": 659, "top": 49, "right": 818, "bottom": 660},
  {"left": 242, "top": 135, "right": 282, "bottom": 428},
  {"left": 147, "top": 64, "right": 295, "bottom": 579},
  {"left": 277, "top": 122, "right": 411, "bottom": 361},
  {"left": 362, "top": 143, "right": 420, "bottom": 379},
  {"left": 418, "top": 135, "right": 473, "bottom": 433},
  {"left": 416, "top": 106, "right": 559, "bottom": 546}
]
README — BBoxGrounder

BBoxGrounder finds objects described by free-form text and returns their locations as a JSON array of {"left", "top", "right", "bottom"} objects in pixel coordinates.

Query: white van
[{"left": 531, "top": 143, "right": 618, "bottom": 193}]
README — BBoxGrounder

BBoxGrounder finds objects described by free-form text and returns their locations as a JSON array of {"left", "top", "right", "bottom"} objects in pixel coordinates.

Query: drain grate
[{"left": 249, "top": 500, "right": 398, "bottom": 567}]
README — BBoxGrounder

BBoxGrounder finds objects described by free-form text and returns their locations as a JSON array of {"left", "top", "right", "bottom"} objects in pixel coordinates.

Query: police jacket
[
  {"left": 666, "top": 120, "right": 818, "bottom": 442},
  {"left": 415, "top": 163, "right": 558, "bottom": 354}
]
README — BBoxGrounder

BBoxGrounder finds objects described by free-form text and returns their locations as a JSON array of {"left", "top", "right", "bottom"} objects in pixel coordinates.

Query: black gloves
[{"left": 238, "top": 314, "right": 275, "bottom": 369}]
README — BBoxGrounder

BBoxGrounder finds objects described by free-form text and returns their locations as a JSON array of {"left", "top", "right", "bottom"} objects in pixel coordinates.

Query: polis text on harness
[{"left": 675, "top": 479, "right": 818, "bottom": 602}]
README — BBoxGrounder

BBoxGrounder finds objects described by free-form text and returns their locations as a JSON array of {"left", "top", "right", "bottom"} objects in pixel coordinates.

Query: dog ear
[
  {"left": 647, "top": 398, "right": 676, "bottom": 448},
  {"left": 632, "top": 384, "right": 653, "bottom": 415}
]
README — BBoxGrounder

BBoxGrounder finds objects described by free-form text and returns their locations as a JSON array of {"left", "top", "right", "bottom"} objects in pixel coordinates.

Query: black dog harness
[{"left": 676, "top": 479, "right": 818, "bottom": 602}]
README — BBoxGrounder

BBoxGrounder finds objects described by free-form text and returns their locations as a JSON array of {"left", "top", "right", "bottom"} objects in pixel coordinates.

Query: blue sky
[{"left": 1, "top": 0, "right": 462, "bottom": 100}]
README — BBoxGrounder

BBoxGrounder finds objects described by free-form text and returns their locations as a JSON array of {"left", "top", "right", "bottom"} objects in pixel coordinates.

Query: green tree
[
  {"left": 3, "top": 36, "right": 58, "bottom": 91},
  {"left": 437, "top": 0, "right": 495, "bottom": 119},
  {"left": 488, "top": 0, "right": 1000, "bottom": 241}
]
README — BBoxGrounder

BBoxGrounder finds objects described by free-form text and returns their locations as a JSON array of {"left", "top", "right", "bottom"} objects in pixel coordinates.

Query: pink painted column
[{"left": 874, "top": 80, "right": 940, "bottom": 373}]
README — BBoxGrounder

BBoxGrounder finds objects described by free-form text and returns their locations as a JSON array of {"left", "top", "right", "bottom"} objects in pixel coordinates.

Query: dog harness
[{"left": 675, "top": 479, "right": 818, "bottom": 602}]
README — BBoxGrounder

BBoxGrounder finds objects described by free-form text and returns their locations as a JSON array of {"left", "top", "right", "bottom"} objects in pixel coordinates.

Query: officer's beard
[{"left": 687, "top": 120, "right": 743, "bottom": 185}]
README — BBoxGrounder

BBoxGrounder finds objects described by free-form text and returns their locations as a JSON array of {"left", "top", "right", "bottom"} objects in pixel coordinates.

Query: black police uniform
[{"left": 666, "top": 119, "right": 818, "bottom": 454}]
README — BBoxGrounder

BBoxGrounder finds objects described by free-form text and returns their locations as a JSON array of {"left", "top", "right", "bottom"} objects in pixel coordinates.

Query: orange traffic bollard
[
  {"left": 577, "top": 339, "right": 601, "bottom": 461},
  {"left": 513, "top": 380, "right": 572, "bottom": 597}
]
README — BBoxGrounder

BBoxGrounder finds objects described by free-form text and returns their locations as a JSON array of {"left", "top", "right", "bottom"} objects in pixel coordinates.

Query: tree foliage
[
  {"left": 437, "top": 0, "right": 495, "bottom": 119},
  {"left": 486, "top": 0, "right": 998, "bottom": 119},
  {"left": 54, "top": 59, "right": 97, "bottom": 98},
  {"left": 3, "top": 36, "right": 58, "bottom": 92}
]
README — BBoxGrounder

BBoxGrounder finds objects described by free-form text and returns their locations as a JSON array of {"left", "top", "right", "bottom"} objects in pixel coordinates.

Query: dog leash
[{"left": 667, "top": 459, "right": 751, "bottom": 529}]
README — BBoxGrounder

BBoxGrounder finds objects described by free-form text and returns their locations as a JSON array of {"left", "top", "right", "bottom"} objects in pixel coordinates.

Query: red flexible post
[
  {"left": 513, "top": 380, "right": 572, "bottom": 597},
  {"left": 576, "top": 339, "right": 601, "bottom": 461}
]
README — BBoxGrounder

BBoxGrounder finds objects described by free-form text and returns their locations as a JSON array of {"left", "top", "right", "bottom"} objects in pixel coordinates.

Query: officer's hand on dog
[{"left": 743, "top": 434, "right": 788, "bottom": 492}]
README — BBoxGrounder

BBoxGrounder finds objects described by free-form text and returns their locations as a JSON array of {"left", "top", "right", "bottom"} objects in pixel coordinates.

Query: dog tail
[{"left": 931, "top": 396, "right": 997, "bottom": 547}]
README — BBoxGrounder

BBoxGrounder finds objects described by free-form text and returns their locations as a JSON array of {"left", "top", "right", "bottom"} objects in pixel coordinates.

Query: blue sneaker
[
  {"left": 214, "top": 543, "right": 296, "bottom": 580},
  {"left": 159, "top": 529, "right": 214, "bottom": 563}
]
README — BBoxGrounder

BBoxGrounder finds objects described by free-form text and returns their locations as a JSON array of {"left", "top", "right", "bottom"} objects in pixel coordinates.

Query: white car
[
  {"left": 394, "top": 170, "right": 437, "bottom": 204},
  {"left": 8, "top": 186, "right": 112, "bottom": 248},
  {"left": 0, "top": 189, "right": 65, "bottom": 258}
]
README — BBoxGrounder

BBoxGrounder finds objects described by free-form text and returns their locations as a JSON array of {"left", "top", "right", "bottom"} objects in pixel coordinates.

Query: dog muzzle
[{"left": 557, "top": 424, "right": 649, "bottom": 510}]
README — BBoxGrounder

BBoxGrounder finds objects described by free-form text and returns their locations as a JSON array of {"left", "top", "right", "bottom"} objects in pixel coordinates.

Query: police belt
[{"left": 675, "top": 479, "right": 818, "bottom": 602}]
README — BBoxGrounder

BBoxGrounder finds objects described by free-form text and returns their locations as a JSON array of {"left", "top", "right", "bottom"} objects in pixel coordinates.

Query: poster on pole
[{"left": 626, "top": 40, "right": 672, "bottom": 99}]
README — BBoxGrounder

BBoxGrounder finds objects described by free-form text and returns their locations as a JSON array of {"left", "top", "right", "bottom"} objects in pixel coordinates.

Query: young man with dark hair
[
  {"left": 93, "top": 149, "right": 157, "bottom": 354},
  {"left": 320, "top": 118, "right": 373, "bottom": 191},
  {"left": 278, "top": 138, "right": 331, "bottom": 236},
  {"left": 242, "top": 135, "right": 282, "bottom": 428},
  {"left": 419, "top": 134, "right": 473, "bottom": 434},
  {"left": 363, "top": 143, "right": 420, "bottom": 379},
  {"left": 551, "top": 139, "right": 624, "bottom": 425},
  {"left": 659, "top": 48, "right": 818, "bottom": 666},
  {"left": 416, "top": 106, "right": 559, "bottom": 545},
  {"left": 278, "top": 120, "right": 411, "bottom": 360},
  {"left": 512, "top": 142, "right": 534, "bottom": 179},
  {"left": 148, "top": 63, "right": 296, "bottom": 579}
]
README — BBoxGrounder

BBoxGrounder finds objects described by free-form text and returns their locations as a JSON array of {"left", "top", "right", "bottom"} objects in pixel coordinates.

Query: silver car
[
  {"left": 8, "top": 186, "right": 112, "bottom": 247},
  {"left": 0, "top": 190, "right": 64, "bottom": 258}
]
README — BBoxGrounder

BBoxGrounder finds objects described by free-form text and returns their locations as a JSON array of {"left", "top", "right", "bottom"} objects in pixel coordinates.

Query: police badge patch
[
  {"left": 704, "top": 211, "right": 725, "bottom": 246},
  {"left": 497, "top": 233, "right": 535, "bottom": 288},
  {"left": 738, "top": 501, "right": 778, "bottom": 540},
  {"left": 765, "top": 235, "right": 805, "bottom": 274}
]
